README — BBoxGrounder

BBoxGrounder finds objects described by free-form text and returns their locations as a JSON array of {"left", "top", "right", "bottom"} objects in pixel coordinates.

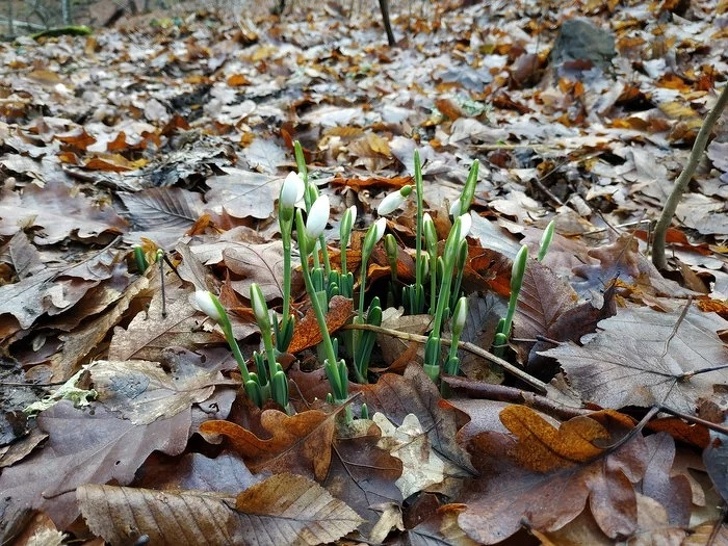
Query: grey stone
[{"left": 550, "top": 18, "right": 616, "bottom": 77}]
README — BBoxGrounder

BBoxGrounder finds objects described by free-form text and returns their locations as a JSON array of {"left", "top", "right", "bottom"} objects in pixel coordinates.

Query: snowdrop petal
[
  {"left": 306, "top": 195, "right": 330, "bottom": 238},
  {"left": 195, "top": 290, "right": 222, "bottom": 322},
  {"left": 458, "top": 213, "right": 472, "bottom": 240},
  {"left": 280, "top": 172, "right": 305, "bottom": 208},
  {"left": 377, "top": 185, "right": 412, "bottom": 216}
]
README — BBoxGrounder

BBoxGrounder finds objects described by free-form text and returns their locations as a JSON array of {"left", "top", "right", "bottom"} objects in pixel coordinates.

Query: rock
[{"left": 550, "top": 18, "right": 616, "bottom": 78}]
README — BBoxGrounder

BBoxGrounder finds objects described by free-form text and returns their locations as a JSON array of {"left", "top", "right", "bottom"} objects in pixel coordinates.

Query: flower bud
[
  {"left": 377, "top": 185, "right": 413, "bottom": 216},
  {"left": 194, "top": 290, "right": 223, "bottom": 323},
  {"left": 340, "top": 205, "right": 357, "bottom": 239},
  {"left": 423, "top": 213, "right": 437, "bottom": 252},
  {"left": 364, "top": 217, "right": 387, "bottom": 254},
  {"left": 452, "top": 296, "right": 467, "bottom": 338},
  {"left": 458, "top": 212, "right": 472, "bottom": 240},
  {"left": 305, "top": 195, "right": 330, "bottom": 238},
  {"left": 280, "top": 172, "right": 305, "bottom": 209},
  {"left": 249, "top": 283, "right": 269, "bottom": 328}
]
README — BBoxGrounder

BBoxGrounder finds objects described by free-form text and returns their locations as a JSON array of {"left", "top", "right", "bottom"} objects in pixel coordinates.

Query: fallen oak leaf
[
  {"left": 199, "top": 409, "right": 335, "bottom": 481},
  {"left": 459, "top": 409, "right": 648, "bottom": 544},
  {"left": 499, "top": 406, "right": 609, "bottom": 472},
  {"left": 359, "top": 364, "right": 476, "bottom": 475},
  {"left": 287, "top": 296, "right": 354, "bottom": 354}
]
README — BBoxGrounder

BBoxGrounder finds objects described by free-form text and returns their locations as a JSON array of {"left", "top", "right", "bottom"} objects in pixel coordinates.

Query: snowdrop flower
[
  {"left": 457, "top": 212, "right": 472, "bottom": 241},
  {"left": 305, "top": 195, "right": 330, "bottom": 239},
  {"left": 452, "top": 296, "right": 467, "bottom": 337},
  {"left": 377, "top": 185, "right": 413, "bottom": 216},
  {"left": 249, "top": 283, "right": 269, "bottom": 328},
  {"left": 423, "top": 213, "right": 437, "bottom": 250},
  {"left": 340, "top": 205, "right": 357, "bottom": 238},
  {"left": 280, "top": 172, "right": 305, "bottom": 209},
  {"left": 195, "top": 290, "right": 223, "bottom": 323},
  {"left": 449, "top": 198, "right": 462, "bottom": 218}
]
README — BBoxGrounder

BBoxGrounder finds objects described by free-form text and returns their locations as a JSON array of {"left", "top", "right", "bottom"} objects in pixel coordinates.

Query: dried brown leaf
[
  {"left": 199, "top": 410, "right": 335, "bottom": 480},
  {"left": 235, "top": 473, "right": 363, "bottom": 545},
  {"left": 79, "top": 484, "right": 238, "bottom": 545},
  {"left": 543, "top": 307, "right": 728, "bottom": 413}
]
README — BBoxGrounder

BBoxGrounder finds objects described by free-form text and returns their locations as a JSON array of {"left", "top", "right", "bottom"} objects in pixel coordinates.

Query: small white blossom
[
  {"left": 280, "top": 172, "right": 305, "bottom": 208},
  {"left": 372, "top": 217, "right": 387, "bottom": 244},
  {"left": 194, "top": 290, "right": 222, "bottom": 322},
  {"left": 452, "top": 296, "right": 467, "bottom": 336},
  {"left": 377, "top": 185, "right": 412, "bottom": 216},
  {"left": 449, "top": 198, "right": 462, "bottom": 217},
  {"left": 458, "top": 213, "right": 472, "bottom": 240},
  {"left": 305, "top": 195, "right": 330, "bottom": 238}
]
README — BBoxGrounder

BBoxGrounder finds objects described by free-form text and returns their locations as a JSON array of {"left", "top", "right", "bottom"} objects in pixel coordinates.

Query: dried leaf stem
[{"left": 652, "top": 83, "right": 728, "bottom": 270}]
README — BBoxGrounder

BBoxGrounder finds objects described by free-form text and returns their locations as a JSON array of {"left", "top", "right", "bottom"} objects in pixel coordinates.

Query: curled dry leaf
[
  {"left": 287, "top": 295, "right": 353, "bottom": 354},
  {"left": 199, "top": 409, "right": 335, "bottom": 481}
]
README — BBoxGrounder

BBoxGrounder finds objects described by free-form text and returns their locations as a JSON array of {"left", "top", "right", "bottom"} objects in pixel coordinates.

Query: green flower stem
[
  {"left": 431, "top": 217, "right": 464, "bottom": 339},
  {"left": 294, "top": 141, "right": 308, "bottom": 185},
  {"left": 207, "top": 295, "right": 253, "bottom": 384},
  {"left": 423, "top": 334, "right": 441, "bottom": 383},
  {"left": 458, "top": 160, "right": 479, "bottom": 216},
  {"left": 450, "top": 239, "right": 467, "bottom": 311},
  {"left": 259, "top": 318, "right": 278, "bottom": 392},
  {"left": 281, "top": 221, "right": 293, "bottom": 322},
  {"left": 494, "top": 245, "right": 528, "bottom": 357},
  {"left": 340, "top": 207, "right": 355, "bottom": 279},
  {"left": 445, "top": 296, "right": 467, "bottom": 378},
  {"left": 413, "top": 150, "right": 425, "bottom": 314},
  {"left": 295, "top": 210, "right": 343, "bottom": 397},
  {"left": 502, "top": 245, "right": 528, "bottom": 339},
  {"left": 133, "top": 245, "right": 148, "bottom": 273},
  {"left": 354, "top": 297, "right": 381, "bottom": 383}
]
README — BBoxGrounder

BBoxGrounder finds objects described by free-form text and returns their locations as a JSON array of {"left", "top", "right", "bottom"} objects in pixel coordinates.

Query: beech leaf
[
  {"left": 224, "top": 241, "right": 286, "bottom": 301},
  {"left": 116, "top": 187, "right": 204, "bottom": 231},
  {"left": 499, "top": 406, "right": 609, "bottom": 472},
  {"left": 542, "top": 307, "right": 728, "bottom": 413},
  {"left": 235, "top": 473, "right": 363, "bottom": 545},
  {"left": 79, "top": 485, "right": 238, "bottom": 545}
]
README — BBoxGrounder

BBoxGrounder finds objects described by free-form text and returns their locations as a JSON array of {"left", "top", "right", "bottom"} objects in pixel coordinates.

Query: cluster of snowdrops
[{"left": 193, "top": 143, "right": 554, "bottom": 414}]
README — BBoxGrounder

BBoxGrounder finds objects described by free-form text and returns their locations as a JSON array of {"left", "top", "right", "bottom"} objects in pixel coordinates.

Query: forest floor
[{"left": 1, "top": 0, "right": 728, "bottom": 544}]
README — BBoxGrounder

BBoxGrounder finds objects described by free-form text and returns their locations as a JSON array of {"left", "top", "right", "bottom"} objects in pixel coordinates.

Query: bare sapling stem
[{"left": 652, "top": 83, "right": 728, "bottom": 270}]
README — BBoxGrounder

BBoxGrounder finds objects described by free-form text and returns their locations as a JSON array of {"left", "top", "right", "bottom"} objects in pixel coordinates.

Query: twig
[
  {"left": 343, "top": 323, "right": 548, "bottom": 393},
  {"left": 652, "top": 83, "right": 728, "bottom": 270}
]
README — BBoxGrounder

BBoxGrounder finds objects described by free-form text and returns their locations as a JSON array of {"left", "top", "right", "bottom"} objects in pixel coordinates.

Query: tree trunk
[{"left": 378, "top": 0, "right": 395, "bottom": 46}]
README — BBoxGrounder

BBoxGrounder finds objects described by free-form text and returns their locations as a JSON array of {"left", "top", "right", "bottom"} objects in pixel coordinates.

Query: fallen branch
[{"left": 344, "top": 322, "right": 548, "bottom": 393}]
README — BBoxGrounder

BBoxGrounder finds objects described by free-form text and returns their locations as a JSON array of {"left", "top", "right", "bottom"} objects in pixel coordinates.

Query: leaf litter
[{"left": 1, "top": 0, "right": 728, "bottom": 543}]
